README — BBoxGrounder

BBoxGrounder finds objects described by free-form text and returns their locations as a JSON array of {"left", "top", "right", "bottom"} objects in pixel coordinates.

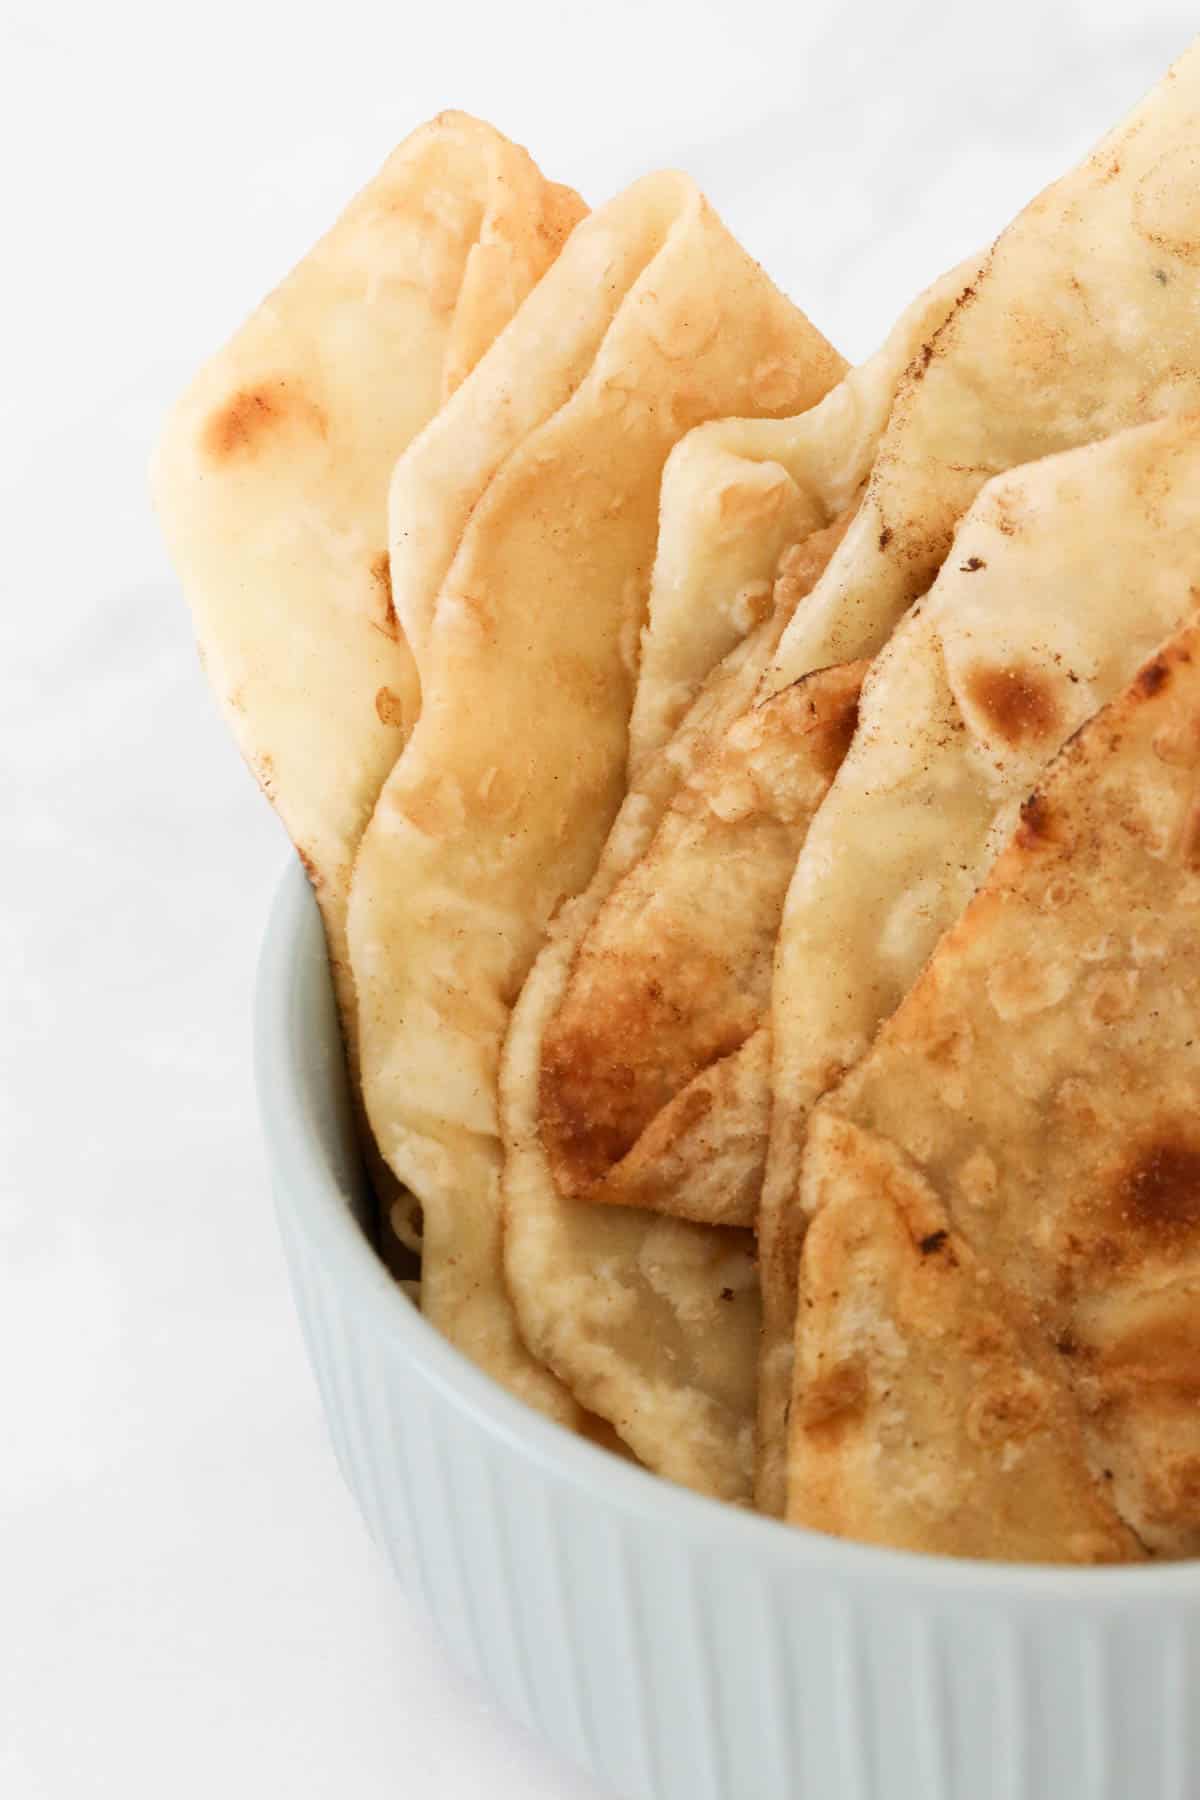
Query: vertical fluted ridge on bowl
[
  {"left": 329, "top": 1296, "right": 392, "bottom": 1554},
  {"left": 613, "top": 1521, "right": 664, "bottom": 1798},
  {"left": 538, "top": 1478, "right": 607, "bottom": 1771},
  {"left": 756, "top": 1561, "right": 802, "bottom": 1792},
  {"left": 352, "top": 1309, "right": 426, "bottom": 1601},
  {"left": 909, "top": 1613, "right": 951, "bottom": 1800},
  {"left": 831, "top": 1591, "right": 871, "bottom": 1799},
  {"left": 1164, "top": 1621, "right": 1198, "bottom": 1800}
]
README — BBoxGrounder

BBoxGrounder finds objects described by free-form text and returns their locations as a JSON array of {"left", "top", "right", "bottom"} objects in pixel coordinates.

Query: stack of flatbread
[{"left": 156, "top": 43, "right": 1200, "bottom": 1562}]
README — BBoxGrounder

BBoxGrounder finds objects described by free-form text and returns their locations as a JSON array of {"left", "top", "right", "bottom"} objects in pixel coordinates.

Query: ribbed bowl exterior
[{"left": 258, "top": 864, "right": 1200, "bottom": 1800}]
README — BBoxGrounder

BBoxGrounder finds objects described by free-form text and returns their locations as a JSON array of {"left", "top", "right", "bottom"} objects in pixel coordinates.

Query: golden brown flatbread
[
  {"left": 153, "top": 113, "right": 585, "bottom": 1047},
  {"left": 791, "top": 620, "right": 1200, "bottom": 1558},
  {"left": 761, "top": 412, "right": 1200, "bottom": 1510},
  {"left": 531, "top": 261, "right": 976, "bottom": 1238},
  {"left": 792, "top": 1114, "right": 1143, "bottom": 1563},
  {"left": 350, "top": 170, "right": 843, "bottom": 1429},
  {"left": 540, "top": 656, "right": 866, "bottom": 1222},
  {"left": 497, "top": 268, "right": 985, "bottom": 1497},
  {"left": 759, "top": 40, "right": 1200, "bottom": 1511}
]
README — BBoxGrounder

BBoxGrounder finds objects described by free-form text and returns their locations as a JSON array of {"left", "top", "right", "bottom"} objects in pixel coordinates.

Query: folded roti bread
[
  {"left": 349, "top": 170, "right": 843, "bottom": 1429},
  {"left": 502, "top": 585, "right": 837, "bottom": 1490},
  {"left": 532, "top": 264, "right": 975, "bottom": 1240},
  {"left": 760, "top": 414, "right": 1200, "bottom": 1510},
  {"left": 499, "top": 276, "right": 979, "bottom": 1493},
  {"left": 756, "top": 40, "right": 1200, "bottom": 1511},
  {"left": 761, "top": 39, "right": 1200, "bottom": 712},
  {"left": 539, "top": 658, "right": 867, "bottom": 1224},
  {"left": 792, "top": 1114, "right": 1143, "bottom": 1563},
  {"left": 791, "top": 620, "right": 1200, "bottom": 1557},
  {"left": 504, "top": 943, "right": 764, "bottom": 1499},
  {"left": 383, "top": 173, "right": 792, "bottom": 686},
  {"left": 152, "top": 113, "right": 585, "bottom": 1051},
  {"left": 622, "top": 263, "right": 977, "bottom": 781}
]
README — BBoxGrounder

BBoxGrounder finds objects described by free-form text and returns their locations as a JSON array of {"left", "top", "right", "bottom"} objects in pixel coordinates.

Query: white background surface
[{"left": 1, "top": 3, "right": 1194, "bottom": 1795}]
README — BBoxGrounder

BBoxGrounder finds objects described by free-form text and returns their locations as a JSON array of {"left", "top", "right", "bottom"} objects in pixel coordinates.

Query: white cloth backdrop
[{"left": 1, "top": 3, "right": 1192, "bottom": 1795}]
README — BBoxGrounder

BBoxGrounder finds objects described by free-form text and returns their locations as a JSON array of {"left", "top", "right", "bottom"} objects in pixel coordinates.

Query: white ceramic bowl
[{"left": 257, "top": 862, "right": 1200, "bottom": 1800}]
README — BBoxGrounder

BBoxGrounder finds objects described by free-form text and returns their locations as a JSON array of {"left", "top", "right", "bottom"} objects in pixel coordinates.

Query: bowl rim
[{"left": 258, "top": 858, "right": 1200, "bottom": 1608}]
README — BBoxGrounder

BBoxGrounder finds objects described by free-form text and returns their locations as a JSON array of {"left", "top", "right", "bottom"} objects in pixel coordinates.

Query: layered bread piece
[
  {"left": 793, "top": 1116, "right": 1143, "bottom": 1563},
  {"left": 758, "top": 41, "right": 1200, "bottom": 1509},
  {"left": 153, "top": 114, "right": 586, "bottom": 1041},
  {"left": 529, "top": 261, "right": 974, "bottom": 1249},
  {"left": 349, "top": 170, "right": 843, "bottom": 1435},
  {"left": 790, "top": 621, "right": 1200, "bottom": 1558},
  {"left": 497, "top": 271, "right": 974, "bottom": 1496}
]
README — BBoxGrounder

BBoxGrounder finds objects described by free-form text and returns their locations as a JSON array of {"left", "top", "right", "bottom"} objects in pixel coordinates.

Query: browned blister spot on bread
[
  {"left": 1116, "top": 1138, "right": 1200, "bottom": 1244},
  {"left": 796, "top": 1356, "right": 868, "bottom": 1431},
  {"left": 201, "top": 379, "right": 327, "bottom": 463},
  {"left": 540, "top": 958, "right": 752, "bottom": 1194},
  {"left": 1016, "top": 791, "right": 1055, "bottom": 847},
  {"left": 370, "top": 552, "right": 401, "bottom": 640},
  {"left": 966, "top": 661, "right": 1062, "bottom": 745},
  {"left": 374, "top": 687, "right": 407, "bottom": 728},
  {"left": 808, "top": 687, "right": 860, "bottom": 782}
]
